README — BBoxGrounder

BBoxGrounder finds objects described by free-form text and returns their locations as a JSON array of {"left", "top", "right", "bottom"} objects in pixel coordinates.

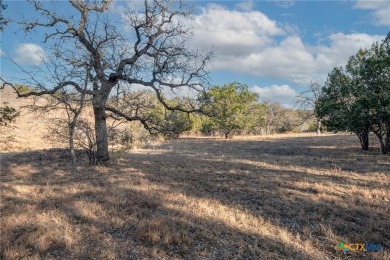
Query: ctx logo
[{"left": 337, "top": 242, "right": 382, "bottom": 253}]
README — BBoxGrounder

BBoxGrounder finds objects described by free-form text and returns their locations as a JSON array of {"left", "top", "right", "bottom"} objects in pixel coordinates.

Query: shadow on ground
[{"left": 1, "top": 135, "right": 389, "bottom": 259}]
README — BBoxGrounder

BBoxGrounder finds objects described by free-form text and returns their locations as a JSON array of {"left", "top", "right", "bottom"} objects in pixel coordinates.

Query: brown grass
[
  {"left": 0, "top": 88, "right": 62, "bottom": 152},
  {"left": 1, "top": 134, "right": 389, "bottom": 259}
]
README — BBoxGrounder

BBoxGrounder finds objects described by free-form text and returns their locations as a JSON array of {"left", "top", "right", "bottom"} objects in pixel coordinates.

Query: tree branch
[{"left": 0, "top": 77, "right": 95, "bottom": 97}]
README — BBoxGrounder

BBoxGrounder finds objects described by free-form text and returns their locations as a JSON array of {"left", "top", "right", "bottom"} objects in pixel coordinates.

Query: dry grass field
[{"left": 1, "top": 133, "right": 389, "bottom": 259}]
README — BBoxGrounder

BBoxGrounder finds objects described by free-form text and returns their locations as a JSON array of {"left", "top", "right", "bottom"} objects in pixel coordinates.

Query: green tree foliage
[
  {"left": 353, "top": 38, "right": 390, "bottom": 153},
  {"left": 132, "top": 95, "right": 195, "bottom": 139},
  {"left": 149, "top": 102, "right": 194, "bottom": 139},
  {"left": 316, "top": 32, "right": 390, "bottom": 153},
  {"left": 0, "top": 84, "right": 28, "bottom": 128},
  {"left": 0, "top": 82, "right": 22, "bottom": 146},
  {"left": 0, "top": 0, "right": 7, "bottom": 31},
  {"left": 316, "top": 68, "right": 354, "bottom": 131},
  {"left": 14, "top": 84, "right": 35, "bottom": 94},
  {"left": 107, "top": 90, "right": 195, "bottom": 140},
  {"left": 317, "top": 66, "right": 372, "bottom": 151},
  {"left": 0, "top": 106, "right": 19, "bottom": 126},
  {"left": 0, "top": 105, "right": 19, "bottom": 146},
  {"left": 246, "top": 102, "right": 267, "bottom": 134},
  {"left": 200, "top": 82, "right": 260, "bottom": 138},
  {"left": 199, "top": 115, "right": 218, "bottom": 135}
]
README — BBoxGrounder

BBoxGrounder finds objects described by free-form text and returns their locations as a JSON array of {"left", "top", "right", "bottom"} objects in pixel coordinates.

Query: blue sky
[{"left": 1, "top": 0, "right": 389, "bottom": 107}]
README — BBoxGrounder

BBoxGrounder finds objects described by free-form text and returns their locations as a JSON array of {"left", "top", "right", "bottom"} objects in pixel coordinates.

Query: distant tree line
[
  {"left": 197, "top": 82, "right": 314, "bottom": 138},
  {"left": 102, "top": 81, "right": 315, "bottom": 141}
]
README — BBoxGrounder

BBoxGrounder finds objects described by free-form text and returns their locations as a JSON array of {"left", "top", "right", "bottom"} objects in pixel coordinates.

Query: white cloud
[
  {"left": 251, "top": 84, "right": 298, "bottom": 107},
  {"left": 235, "top": 0, "right": 255, "bottom": 11},
  {"left": 14, "top": 43, "right": 48, "bottom": 65},
  {"left": 213, "top": 33, "right": 382, "bottom": 85},
  {"left": 192, "top": 4, "right": 285, "bottom": 57},
  {"left": 274, "top": 0, "right": 295, "bottom": 8},
  {"left": 191, "top": 6, "right": 384, "bottom": 85},
  {"left": 354, "top": 0, "right": 390, "bottom": 25},
  {"left": 314, "top": 33, "right": 384, "bottom": 65}
]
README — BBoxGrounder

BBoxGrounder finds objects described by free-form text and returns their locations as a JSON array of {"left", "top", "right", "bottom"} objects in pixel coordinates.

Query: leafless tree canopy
[
  {"left": 295, "top": 82, "right": 322, "bottom": 135},
  {"left": 295, "top": 82, "right": 321, "bottom": 111},
  {"left": 4, "top": 0, "right": 212, "bottom": 163}
]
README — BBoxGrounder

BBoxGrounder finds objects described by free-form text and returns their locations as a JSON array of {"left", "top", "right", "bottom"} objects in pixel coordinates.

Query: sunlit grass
[{"left": 1, "top": 134, "right": 389, "bottom": 259}]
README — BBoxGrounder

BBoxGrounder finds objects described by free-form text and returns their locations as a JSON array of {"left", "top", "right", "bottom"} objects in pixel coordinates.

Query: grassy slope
[{"left": 0, "top": 88, "right": 59, "bottom": 151}]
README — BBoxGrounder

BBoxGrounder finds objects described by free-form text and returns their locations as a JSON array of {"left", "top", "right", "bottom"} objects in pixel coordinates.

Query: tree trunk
[
  {"left": 385, "top": 131, "right": 390, "bottom": 154},
  {"left": 93, "top": 95, "right": 110, "bottom": 164},
  {"left": 69, "top": 125, "right": 77, "bottom": 172},
  {"left": 316, "top": 119, "right": 321, "bottom": 135},
  {"left": 357, "top": 130, "right": 369, "bottom": 151},
  {"left": 379, "top": 140, "right": 386, "bottom": 154},
  {"left": 375, "top": 129, "right": 389, "bottom": 154}
]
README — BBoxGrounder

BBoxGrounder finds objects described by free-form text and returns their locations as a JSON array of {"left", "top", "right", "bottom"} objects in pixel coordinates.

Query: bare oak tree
[
  {"left": 296, "top": 81, "right": 322, "bottom": 135},
  {"left": 263, "top": 101, "right": 284, "bottom": 135},
  {"left": 5, "top": 0, "right": 211, "bottom": 164}
]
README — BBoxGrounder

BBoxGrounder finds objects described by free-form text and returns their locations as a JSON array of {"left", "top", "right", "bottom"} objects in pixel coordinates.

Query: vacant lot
[{"left": 1, "top": 134, "right": 389, "bottom": 259}]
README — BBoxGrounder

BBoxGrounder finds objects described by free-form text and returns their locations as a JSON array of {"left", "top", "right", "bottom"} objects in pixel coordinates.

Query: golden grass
[{"left": 1, "top": 134, "right": 389, "bottom": 259}]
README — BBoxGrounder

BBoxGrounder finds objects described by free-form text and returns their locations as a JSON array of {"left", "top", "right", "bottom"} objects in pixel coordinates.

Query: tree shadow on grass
[
  {"left": 1, "top": 135, "right": 389, "bottom": 259},
  {"left": 126, "top": 135, "right": 389, "bottom": 259},
  {"left": 167, "top": 134, "right": 389, "bottom": 174},
  {"left": 1, "top": 148, "right": 316, "bottom": 259}
]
